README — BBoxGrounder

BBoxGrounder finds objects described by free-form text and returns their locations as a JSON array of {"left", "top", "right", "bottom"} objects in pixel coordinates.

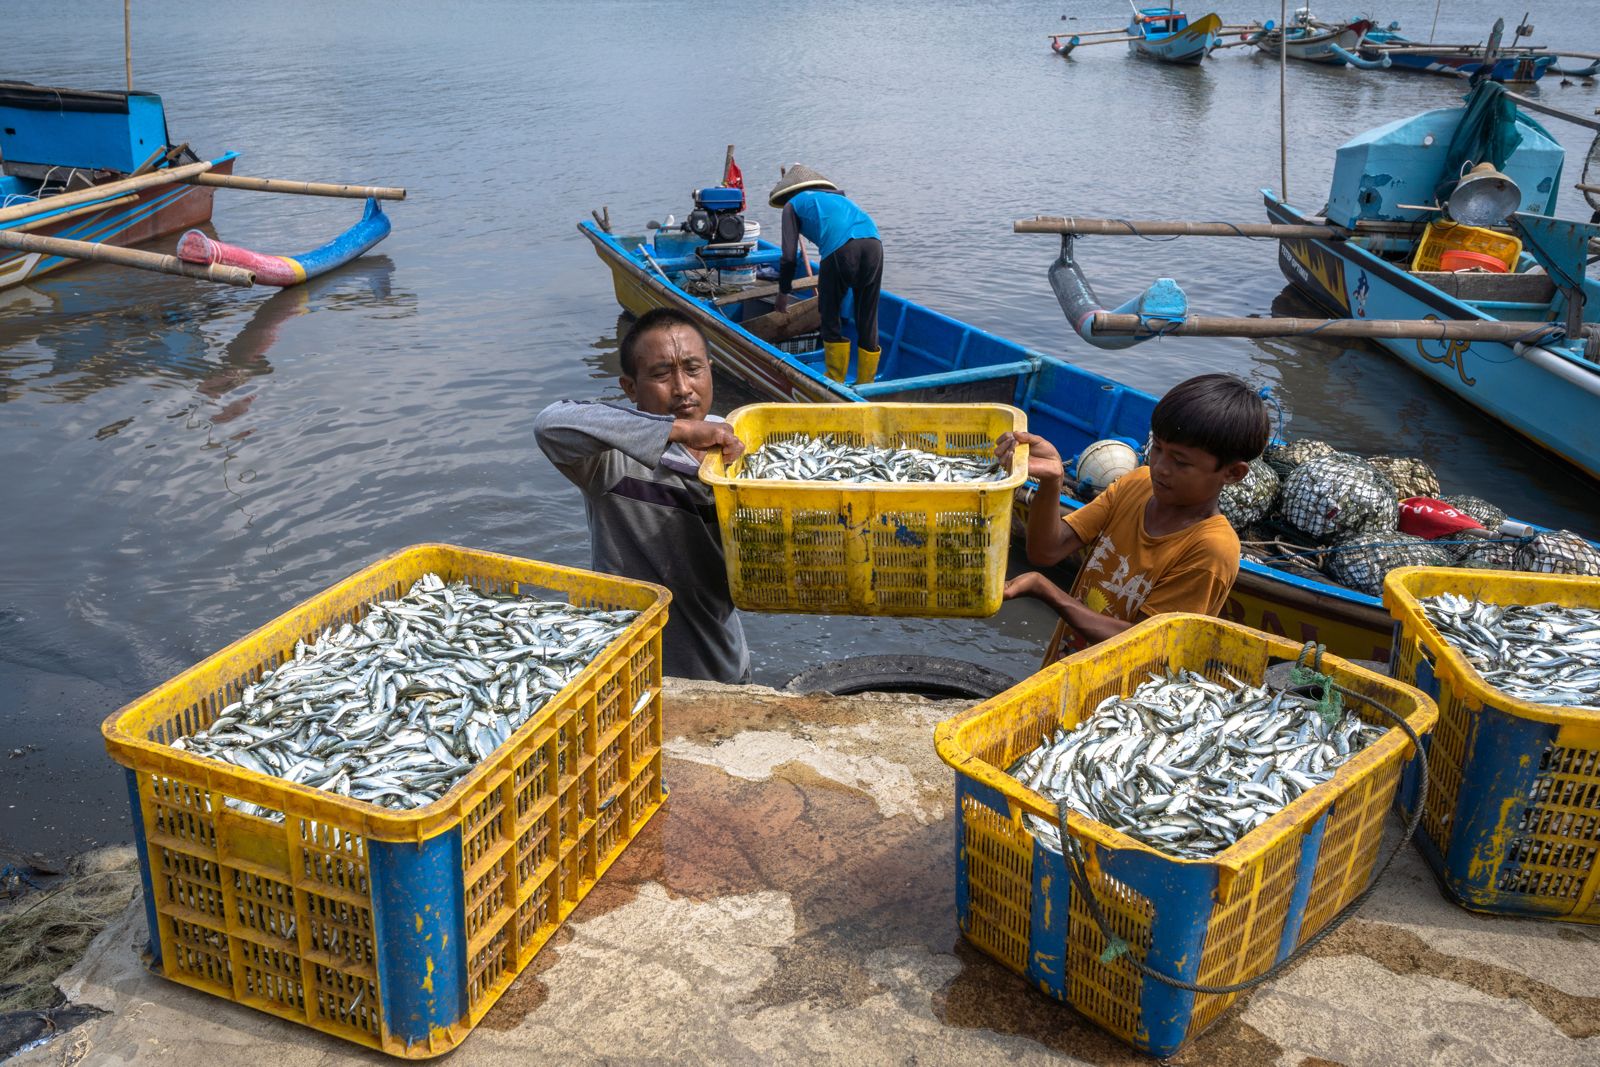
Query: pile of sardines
[
  {"left": 738, "top": 434, "right": 1006, "bottom": 483},
  {"left": 1420, "top": 594, "right": 1600, "bottom": 709},
  {"left": 170, "top": 574, "right": 640, "bottom": 814},
  {"left": 1010, "top": 670, "right": 1384, "bottom": 858}
]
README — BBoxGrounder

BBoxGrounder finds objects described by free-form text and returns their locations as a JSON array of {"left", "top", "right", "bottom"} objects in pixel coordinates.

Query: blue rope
[{"left": 1258, "top": 385, "right": 1285, "bottom": 443}]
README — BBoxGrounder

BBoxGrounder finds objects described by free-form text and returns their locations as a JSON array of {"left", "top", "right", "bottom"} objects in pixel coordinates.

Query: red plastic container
[{"left": 1439, "top": 248, "right": 1508, "bottom": 273}]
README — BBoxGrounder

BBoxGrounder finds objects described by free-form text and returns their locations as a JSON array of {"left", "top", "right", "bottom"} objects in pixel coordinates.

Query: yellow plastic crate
[
  {"left": 1409, "top": 220, "right": 1522, "bottom": 273},
  {"left": 101, "top": 544, "right": 670, "bottom": 1057},
  {"left": 934, "top": 613, "right": 1435, "bottom": 1058},
  {"left": 698, "top": 403, "right": 1027, "bottom": 617},
  {"left": 1384, "top": 566, "right": 1600, "bottom": 922}
]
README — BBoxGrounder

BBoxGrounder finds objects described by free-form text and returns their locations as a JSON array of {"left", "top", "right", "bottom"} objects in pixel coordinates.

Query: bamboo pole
[
  {"left": 1048, "top": 27, "right": 1127, "bottom": 38},
  {"left": 0, "top": 229, "right": 254, "bottom": 286},
  {"left": 1577, "top": 183, "right": 1600, "bottom": 195},
  {"left": 1015, "top": 216, "right": 1340, "bottom": 238},
  {"left": 9, "top": 194, "right": 139, "bottom": 233},
  {"left": 186, "top": 173, "right": 406, "bottom": 200},
  {"left": 1505, "top": 91, "right": 1600, "bottom": 132},
  {"left": 0, "top": 160, "right": 212, "bottom": 227},
  {"left": 1052, "top": 35, "right": 1140, "bottom": 47},
  {"left": 1090, "top": 311, "right": 1565, "bottom": 343},
  {"left": 124, "top": 0, "right": 133, "bottom": 91},
  {"left": 1279, "top": 0, "right": 1288, "bottom": 202}
]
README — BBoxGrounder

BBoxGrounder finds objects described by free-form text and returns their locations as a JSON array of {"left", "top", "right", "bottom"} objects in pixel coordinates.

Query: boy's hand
[
  {"left": 670, "top": 420, "right": 745, "bottom": 461},
  {"left": 1004, "top": 571, "right": 1056, "bottom": 602},
  {"left": 996, "top": 431, "right": 1065, "bottom": 484}
]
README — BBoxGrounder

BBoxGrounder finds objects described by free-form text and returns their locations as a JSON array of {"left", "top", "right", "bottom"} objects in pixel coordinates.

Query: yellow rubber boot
[
  {"left": 855, "top": 347, "right": 881, "bottom": 386},
  {"left": 824, "top": 340, "right": 851, "bottom": 383}
]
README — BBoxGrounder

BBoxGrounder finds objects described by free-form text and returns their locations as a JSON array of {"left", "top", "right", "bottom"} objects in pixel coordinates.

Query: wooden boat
[
  {"left": 581, "top": 215, "right": 1405, "bottom": 663},
  {"left": 1050, "top": 8, "right": 1222, "bottom": 64},
  {"left": 1012, "top": 81, "right": 1600, "bottom": 479},
  {"left": 1248, "top": 11, "right": 1377, "bottom": 65},
  {"left": 0, "top": 81, "right": 403, "bottom": 291},
  {"left": 0, "top": 83, "right": 233, "bottom": 289},
  {"left": 1360, "top": 27, "right": 1559, "bottom": 83}
]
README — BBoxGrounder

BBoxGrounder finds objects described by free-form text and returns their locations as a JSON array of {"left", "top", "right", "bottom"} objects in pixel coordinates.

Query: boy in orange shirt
[{"left": 996, "top": 374, "right": 1269, "bottom": 662}]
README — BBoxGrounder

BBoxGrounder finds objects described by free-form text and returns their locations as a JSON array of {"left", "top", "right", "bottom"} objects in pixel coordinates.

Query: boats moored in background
[
  {"left": 1050, "top": 7, "right": 1225, "bottom": 65},
  {"left": 1246, "top": 10, "right": 1380, "bottom": 66}
]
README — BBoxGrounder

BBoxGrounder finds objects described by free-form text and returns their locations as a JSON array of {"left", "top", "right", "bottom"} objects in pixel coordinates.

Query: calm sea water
[{"left": 2, "top": 0, "right": 1596, "bottom": 856}]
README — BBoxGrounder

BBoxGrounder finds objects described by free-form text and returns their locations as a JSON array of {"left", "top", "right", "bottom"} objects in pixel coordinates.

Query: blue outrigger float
[
  {"left": 585, "top": 207, "right": 1420, "bottom": 664},
  {"left": 1019, "top": 80, "right": 1600, "bottom": 484}
]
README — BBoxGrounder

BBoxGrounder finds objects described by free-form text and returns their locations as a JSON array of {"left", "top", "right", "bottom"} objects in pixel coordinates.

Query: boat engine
[{"left": 684, "top": 186, "right": 747, "bottom": 245}]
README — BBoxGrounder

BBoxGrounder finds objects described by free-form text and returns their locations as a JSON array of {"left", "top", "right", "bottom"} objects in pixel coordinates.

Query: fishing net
[
  {"left": 1326, "top": 531, "right": 1453, "bottom": 596},
  {"left": 1369, "top": 455, "right": 1441, "bottom": 500},
  {"left": 1277, "top": 454, "right": 1399, "bottom": 542},
  {"left": 1439, "top": 494, "right": 1507, "bottom": 531},
  {"left": 1514, "top": 530, "right": 1600, "bottom": 576},
  {"left": 1219, "top": 458, "right": 1281, "bottom": 529},
  {"left": 1452, "top": 537, "right": 1521, "bottom": 569},
  {"left": 0, "top": 847, "right": 139, "bottom": 1012},
  {"left": 1263, "top": 438, "right": 1335, "bottom": 480}
]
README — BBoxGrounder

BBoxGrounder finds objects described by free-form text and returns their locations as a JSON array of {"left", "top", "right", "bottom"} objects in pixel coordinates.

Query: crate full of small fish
[
  {"left": 698, "top": 403, "right": 1027, "bottom": 617},
  {"left": 102, "top": 544, "right": 670, "bottom": 1057},
  {"left": 1383, "top": 566, "right": 1600, "bottom": 923},
  {"left": 935, "top": 613, "right": 1435, "bottom": 1058}
]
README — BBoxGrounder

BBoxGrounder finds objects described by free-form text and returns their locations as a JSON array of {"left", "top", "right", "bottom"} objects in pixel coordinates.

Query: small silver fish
[
  {"left": 737, "top": 434, "right": 1006, "bottom": 484},
  {"left": 1420, "top": 594, "right": 1600, "bottom": 709},
  {"left": 171, "top": 574, "right": 639, "bottom": 817},
  {"left": 1009, "top": 669, "right": 1383, "bottom": 858}
]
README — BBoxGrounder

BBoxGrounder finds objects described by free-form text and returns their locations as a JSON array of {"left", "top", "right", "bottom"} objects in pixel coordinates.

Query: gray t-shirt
[{"left": 534, "top": 400, "right": 751, "bottom": 684}]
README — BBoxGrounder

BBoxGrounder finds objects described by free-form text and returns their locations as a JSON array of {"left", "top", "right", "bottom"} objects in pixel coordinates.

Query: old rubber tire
[{"left": 783, "top": 655, "right": 1018, "bottom": 700}]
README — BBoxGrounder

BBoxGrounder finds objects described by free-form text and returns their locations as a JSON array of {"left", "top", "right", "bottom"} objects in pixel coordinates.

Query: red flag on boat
[{"left": 722, "top": 153, "right": 745, "bottom": 212}]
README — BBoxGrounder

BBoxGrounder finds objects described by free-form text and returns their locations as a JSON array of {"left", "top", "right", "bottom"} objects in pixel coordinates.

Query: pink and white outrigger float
[{"left": 178, "top": 196, "right": 392, "bottom": 287}]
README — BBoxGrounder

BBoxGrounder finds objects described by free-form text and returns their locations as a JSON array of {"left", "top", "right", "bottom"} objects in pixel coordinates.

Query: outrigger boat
[
  {"left": 585, "top": 194, "right": 1430, "bottom": 664},
  {"left": 1360, "top": 17, "right": 1599, "bottom": 84},
  {"left": 1013, "top": 79, "right": 1600, "bottom": 483},
  {"left": 0, "top": 81, "right": 403, "bottom": 291},
  {"left": 1050, "top": 7, "right": 1224, "bottom": 65},
  {"left": 1246, "top": 10, "right": 1383, "bottom": 66}
]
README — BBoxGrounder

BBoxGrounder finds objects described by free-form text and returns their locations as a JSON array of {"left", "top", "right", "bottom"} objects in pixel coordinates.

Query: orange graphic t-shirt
[{"left": 1048, "top": 466, "right": 1240, "bottom": 660}]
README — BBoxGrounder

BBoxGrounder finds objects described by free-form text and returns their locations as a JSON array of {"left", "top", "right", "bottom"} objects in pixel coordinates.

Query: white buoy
[{"left": 1075, "top": 439, "right": 1139, "bottom": 494}]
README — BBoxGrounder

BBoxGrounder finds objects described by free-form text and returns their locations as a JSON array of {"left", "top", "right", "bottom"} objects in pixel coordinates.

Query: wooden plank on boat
[
  {"left": 709, "top": 275, "right": 820, "bottom": 307},
  {"left": 0, "top": 227, "right": 254, "bottom": 286},
  {"left": 10, "top": 194, "right": 140, "bottom": 233},
  {"left": 1015, "top": 216, "right": 1340, "bottom": 238},
  {"left": 0, "top": 159, "right": 213, "bottom": 226},
  {"left": 1410, "top": 270, "right": 1557, "bottom": 303},
  {"left": 742, "top": 299, "right": 822, "bottom": 343},
  {"left": 1090, "top": 311, "right": 1566, "bottom": 343},
  {"left": 187, "top": 173, "right": 407, "bottom": 200}
]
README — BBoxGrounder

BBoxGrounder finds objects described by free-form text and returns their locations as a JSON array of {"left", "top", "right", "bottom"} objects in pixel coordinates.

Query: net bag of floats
[
  {"left": 1440, "top": 494, "right": 1506, "bottom": 531},
  {"left": 1326, "top": 531, "right": 1452, "bottom": 596},
  {"left": 1369, "top": 455, "right": 1440, "bottom": 500},
  {"left": 1453, "top": 537, "right": 1520, "bottom": 569},
  {"left": 1277, "top": 453, "right": 1398, "bottom": 542},
  {"left": 1219, "top": 457, "right": 1280, "bottom": 529},
  {"left": 1514, "top": 530, "right": 1600, "bottom": 576},
  {"left": 1263, "top": 438, "right": 1334, "bottom": 480}
]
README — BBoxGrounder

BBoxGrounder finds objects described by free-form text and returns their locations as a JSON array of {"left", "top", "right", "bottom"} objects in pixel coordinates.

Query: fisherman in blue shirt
[{"left": 770, "top": 165, "right": 884, "bottom": 385}]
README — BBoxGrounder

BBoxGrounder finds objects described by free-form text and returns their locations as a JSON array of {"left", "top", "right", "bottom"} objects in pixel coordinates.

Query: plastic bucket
[{"left": 1440, "top": 248, "right": 1509, "bottom": 273}]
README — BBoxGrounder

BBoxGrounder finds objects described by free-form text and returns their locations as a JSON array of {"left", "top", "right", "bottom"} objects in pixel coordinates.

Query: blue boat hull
[{"left": 1268, "top": 193, "right": 1600, "bottom": 481}]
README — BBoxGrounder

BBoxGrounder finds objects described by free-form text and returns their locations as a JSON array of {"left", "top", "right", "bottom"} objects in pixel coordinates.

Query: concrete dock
[{"left": 18, "top": 680, "right": 1600, "bottom": 1066}]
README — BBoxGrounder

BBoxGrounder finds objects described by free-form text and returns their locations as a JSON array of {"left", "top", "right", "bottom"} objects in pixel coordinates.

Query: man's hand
[
  {"left": 996, "top": 431, "right": 1064, "bottom": 484},
  {"left": 669, "top": 419, "right": 745, "bottom": 462},
  {"left": 774, "top": 294, "right": 791, "bottom": 314}
]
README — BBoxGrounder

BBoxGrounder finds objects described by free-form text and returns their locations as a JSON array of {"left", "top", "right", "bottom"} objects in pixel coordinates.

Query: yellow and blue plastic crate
[
  {"left": 935, "top": 613, "right": 1435, "bottom": 1057},
  {"left": 102, "top": 544, "right": 669, "bottom": 1057}
]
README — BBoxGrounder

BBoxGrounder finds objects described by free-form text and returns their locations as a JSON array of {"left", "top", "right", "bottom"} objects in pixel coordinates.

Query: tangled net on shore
[{"left": 0, "top": 848, "right": 139, "bottom": 1012}]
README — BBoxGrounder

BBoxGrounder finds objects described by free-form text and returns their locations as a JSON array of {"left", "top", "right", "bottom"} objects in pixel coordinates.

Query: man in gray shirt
[{"left": 535, "top": 308, "right": 751, "bottom": 683}]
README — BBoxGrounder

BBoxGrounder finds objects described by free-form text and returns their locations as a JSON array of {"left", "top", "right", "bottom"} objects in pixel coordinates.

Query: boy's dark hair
[
  {"left": 619, "top": 307, "right": 706, "bottom": 378},
  {"left": 1150, "top": 374, "right": 1270, "bottom": 467}
]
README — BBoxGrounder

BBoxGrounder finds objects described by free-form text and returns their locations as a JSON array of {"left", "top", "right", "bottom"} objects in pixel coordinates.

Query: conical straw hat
[{"left": 768, "top": 164, "right": 838, "bottom": 207}]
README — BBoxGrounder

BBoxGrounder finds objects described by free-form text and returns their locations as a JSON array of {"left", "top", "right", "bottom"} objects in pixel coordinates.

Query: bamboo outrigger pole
[
  {"left": 0, "top": 160, "right": 212, "bottom": 227},
  {"left": 1089, "top": 311, "right": 1565, "bottom": 343},
  {"left": 0, "top": 228, "right": 253, "bottom": 287},
  {"left": 1016, "top": 217, "right": 1340, "bottom": 238},
  {"left": 10, "top": 194, "right": 139, "bottom": 233},
  {"left": 186, "top": 173, "right": 407, "bottom": 200}
]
